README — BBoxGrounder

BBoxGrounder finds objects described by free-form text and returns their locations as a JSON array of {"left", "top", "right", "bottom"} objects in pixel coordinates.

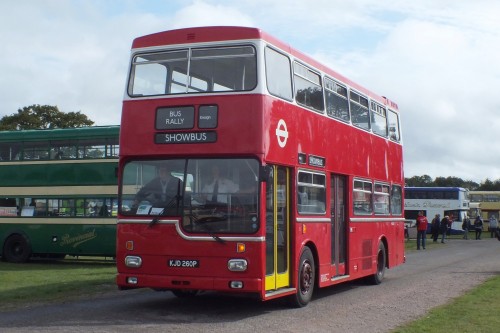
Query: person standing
[
  {"left": 462, "top": 216, "right": 470, "bottom": 240},
  {"left": 416, "top": 211, "right": 428, "bottom": 250},
  {"left": 440, "top": 215, "right": 449, "bottom": 243},
  {"left": 474, "top": 215, "right": 483, "bottom": 240},
  {"left": 489, "top": 215, "right": 498, "bottom": 238},
  {"left": 431, "top": 214, "right": 440, "bottom": 242}
]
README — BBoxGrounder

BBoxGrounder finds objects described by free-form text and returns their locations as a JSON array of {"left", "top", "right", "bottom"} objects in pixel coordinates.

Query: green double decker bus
[{"left": 0, "top": 126, "right": 119, "bottom": 262}]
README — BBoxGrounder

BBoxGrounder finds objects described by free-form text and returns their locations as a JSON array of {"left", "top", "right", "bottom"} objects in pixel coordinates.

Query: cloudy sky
[{"left": 1, "top": 0, "right": 499, "bottom": 183}]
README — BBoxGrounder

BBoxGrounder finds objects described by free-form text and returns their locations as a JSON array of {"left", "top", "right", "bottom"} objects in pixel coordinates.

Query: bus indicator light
[
  {"left": 302, "top": 224, "right": 307, "bottom": 234},
  {"left": 126, "top": 241, "right": 134, "bottom": 251},
  {"left": 237, "top": 243, "right": 245, "bottom": 253}
]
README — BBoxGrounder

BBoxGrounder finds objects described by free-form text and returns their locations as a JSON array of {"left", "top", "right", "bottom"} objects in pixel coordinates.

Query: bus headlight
[
  {"left": 125, "top": 256, "right": 142, "bottom": 268},
  {"left": 228, "top": 259, "right": 247, "bottom": 272}
]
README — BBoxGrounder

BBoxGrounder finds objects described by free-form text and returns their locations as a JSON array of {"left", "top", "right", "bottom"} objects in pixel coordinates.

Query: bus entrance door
[
  {"left": 265, "top": 166, "right": 291, "bottom": 292},
  {"left": 330, "top": 174, "right": 347, "bottom": 277}
]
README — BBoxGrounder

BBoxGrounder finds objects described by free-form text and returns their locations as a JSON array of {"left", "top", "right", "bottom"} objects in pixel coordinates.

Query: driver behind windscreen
[
  {"left": 202, "top": 164, "right": 239, "bottom": 204},
  {"left": 134, "top": 165, "right": 183, "bottom": 208}
]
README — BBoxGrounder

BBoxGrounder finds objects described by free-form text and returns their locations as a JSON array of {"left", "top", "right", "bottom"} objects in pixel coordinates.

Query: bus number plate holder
[{"left": 168, "top": 259, "right": 199, "bottom": 268}]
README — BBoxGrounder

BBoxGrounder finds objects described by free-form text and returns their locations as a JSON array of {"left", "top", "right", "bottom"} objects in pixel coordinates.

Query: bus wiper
[
  {"left": 149, "top": 217, "right": 160, "bottom": 227},
  {"left": 190, "top": 213, "right": 226, "bottom": 244},
  {"left": 149, "top": 195, "right": 182, "bottom": 227}
]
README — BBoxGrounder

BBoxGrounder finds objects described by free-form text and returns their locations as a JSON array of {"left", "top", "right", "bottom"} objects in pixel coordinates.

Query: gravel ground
[{"left": 1, "top": 237, "right": 499, "bottom": 333}]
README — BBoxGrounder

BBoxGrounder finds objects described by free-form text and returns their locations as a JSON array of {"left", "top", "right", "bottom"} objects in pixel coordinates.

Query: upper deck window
[
  {"left": 129, "top": 46, "right": 257, "bottom": 97},
  {"left": 325, "top": 77, "right": 349, "bottom": 122},
  {"left": 388, "top": 109, "right": 401, "bottom": 142},
  {"left": 370, "top": 101, "right": 388, "bottom": 137},
  {"left": 265, "top": 47, "right": 293, "bottom": 101},
  {"left": 350, "top": 91, "right": 370, "bottom": 130},
  {"left": 294, "top": 62, "right": 324, "bottom": 112}
]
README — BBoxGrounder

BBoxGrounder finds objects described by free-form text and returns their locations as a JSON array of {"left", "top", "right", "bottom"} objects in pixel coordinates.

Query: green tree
[
  {"left": 405, "top": 175, "right": 480, "bottom": 189},
  {"left": 435, "top": 176, "right": 466, "bottom": 188},
  {"left": 478, "top": 178, "right": 497, "bottom": 191},
  {"left": 463, "top": 180, "right": 480, "bottom": 190},
  {"left": 0, "top": 104, "right": 94, "bottom": 130},
  {"left": 405, "top": 174, "right": 434, "bottom": 187}
]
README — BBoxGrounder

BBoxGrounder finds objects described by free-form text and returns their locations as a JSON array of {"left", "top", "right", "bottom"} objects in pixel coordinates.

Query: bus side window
[{"left": 297, "top": 171, "right": 326, "bottom": 214}]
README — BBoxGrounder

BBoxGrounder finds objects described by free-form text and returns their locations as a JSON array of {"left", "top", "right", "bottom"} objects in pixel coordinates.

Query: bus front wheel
[
  {"left": 3, "top": 234, "right": 32, "bottom": 263},
  {"left": 289, "top": 246, "right": 315, "bottom": 307}
]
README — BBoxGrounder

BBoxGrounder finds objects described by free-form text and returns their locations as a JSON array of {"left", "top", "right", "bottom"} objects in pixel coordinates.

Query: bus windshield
[
  {"left": 120, "top": 158, "right": 260, "bottom": 234},
  {"left": 129, "top": 45, "right": 257, "bottom": 96}
]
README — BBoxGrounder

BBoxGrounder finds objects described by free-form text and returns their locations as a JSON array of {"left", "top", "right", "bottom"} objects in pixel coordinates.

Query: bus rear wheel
[
  {"left": 369, "top": 242, "right": 386, "bottom": 285},
  {"left": 289, "top": 246, "right": 315, "bottom": 307},
  {"left": 3, "top": 234, "right": 32, "bottom": 263}
]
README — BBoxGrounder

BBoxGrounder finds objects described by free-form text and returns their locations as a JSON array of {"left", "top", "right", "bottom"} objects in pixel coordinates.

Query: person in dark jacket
[
  {"left": 474, "top": 215, "right": 483, "bottom": 240},
  {"left": 462, "top": 216, "right": 470, "bottom": 240},
  {"left": 431, "top": 214, "right": 440, "bottom": 242},
  {"left": 133, "top": 165, "right": 183, "bottom": 214},
  {"left": 440, "top": 215, "right": 449, "bottom": 243}
]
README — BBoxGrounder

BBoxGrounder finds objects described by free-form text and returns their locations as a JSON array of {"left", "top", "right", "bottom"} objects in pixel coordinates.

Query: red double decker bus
[{"left": 116, "top": 26, "right": 405, "bottom": 307}]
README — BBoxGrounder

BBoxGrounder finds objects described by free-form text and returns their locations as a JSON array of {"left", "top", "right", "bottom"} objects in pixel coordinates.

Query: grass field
[
  {"left": 0, "top": 257, "right": 117, "bottom": 311},
  {"left": 391, "top": 274, "right": 500, "bottom": 332}
]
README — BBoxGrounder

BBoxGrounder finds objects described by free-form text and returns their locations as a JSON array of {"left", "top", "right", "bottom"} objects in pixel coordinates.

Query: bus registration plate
[{"left": 168, "top": 259, "right": 199, "bottom": 268}]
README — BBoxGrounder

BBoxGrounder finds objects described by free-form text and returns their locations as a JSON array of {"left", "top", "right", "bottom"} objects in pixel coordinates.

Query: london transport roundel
[{"left": 275, "top": 119, "right": 288, "bottom": 148}]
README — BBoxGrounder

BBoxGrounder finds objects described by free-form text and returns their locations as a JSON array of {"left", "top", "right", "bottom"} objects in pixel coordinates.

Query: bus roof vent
[{"left": 187, "top": 33, "right": 196, "bottom": 40}]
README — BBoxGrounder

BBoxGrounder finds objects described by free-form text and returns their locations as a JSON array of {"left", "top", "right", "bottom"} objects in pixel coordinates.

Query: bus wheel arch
[
  {"left": 289, "top": 244, "right": 317, "bottom": 308},
  {"left": 2, "top": 233, "right": 32, "bottom": 263},
  {"left": 369, "top": 240, "right": 387, "bottom": 285}
]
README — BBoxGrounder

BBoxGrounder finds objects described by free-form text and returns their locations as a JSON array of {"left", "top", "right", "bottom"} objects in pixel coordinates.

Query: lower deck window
[{"left": 297, "top": 171, "right": 326, "bottom": 214}]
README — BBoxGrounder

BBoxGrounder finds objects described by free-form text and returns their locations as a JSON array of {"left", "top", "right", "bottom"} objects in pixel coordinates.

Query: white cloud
[
  {"left": 0, "top": 0, "right": 499, "bottom": 182},
  {"left": 169, "top": 0, "right": 255, "bottom": 29}
]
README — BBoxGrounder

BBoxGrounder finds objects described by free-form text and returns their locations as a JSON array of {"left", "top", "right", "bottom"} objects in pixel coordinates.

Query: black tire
[
  {"left": 289, "top": 247, "right": 315, "bottom": 307},
  {"left": 3, "top": 234, "right": 32, "bottom": 263},
  {"left": 369, "top": 242, "right": 386, "bottom": 285},
  {"left": 171, "top": 289, "right": 199, "bottom": 298}
]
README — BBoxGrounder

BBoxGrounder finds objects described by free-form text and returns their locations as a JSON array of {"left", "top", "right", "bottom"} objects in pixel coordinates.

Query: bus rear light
[
  {"left": 229, "top": 281, "right": 244, "bottom": 289},
  {"left": 125, "top": 255, "right": 142, "bottom": 268},
  {"left": 228, "top": 259, "right": 247, "bottom": 271},
  {"left": 126, "top": 240, "right": 134, "bottom": 251},
  {"left": 236, "top": 242, "right": 245, "bottom": 253},
  {"left": 127, "top": 277, "right": 138, "bottom": 285}
]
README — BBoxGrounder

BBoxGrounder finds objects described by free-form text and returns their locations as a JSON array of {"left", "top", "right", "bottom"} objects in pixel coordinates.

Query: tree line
[
  {"left": 405, "top": 175, "right": 500, "bottom": 191},
  {"left": 0, "top": 104, "right": 93, "bottom": 130}
]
